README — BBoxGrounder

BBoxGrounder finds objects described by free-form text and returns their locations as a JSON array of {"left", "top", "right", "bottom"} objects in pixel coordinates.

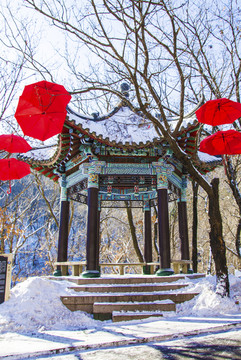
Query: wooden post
[
  {"left": 82, "top": 170, "right": 100, "bottom": 278},
  {"left": 96, "top": 209, "right": 101, "bottom": 273},
  {"left": 55, "top": 175, "right": 69, "bottom": 276},
  {"left": 143, "top": 201, "right": 152, "bottom": 275},
  {"left": 153, "top": 159, "right": 174, "bottom": 276},
  {"left": 158, "top": 188, "right": 172, "bottom": 270}
]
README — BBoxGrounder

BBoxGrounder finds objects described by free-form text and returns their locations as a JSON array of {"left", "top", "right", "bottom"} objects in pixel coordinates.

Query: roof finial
[{"left": 120, "top": 82, "right": 130, "bottom": 98}]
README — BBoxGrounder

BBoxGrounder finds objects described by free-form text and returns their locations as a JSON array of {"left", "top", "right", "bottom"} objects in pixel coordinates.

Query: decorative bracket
[
  {"left": 87, "top": 160, "right": 106, "bottom": 188},
  {"left": 152, "top": 159, "right": 174, "bottom": 190}
]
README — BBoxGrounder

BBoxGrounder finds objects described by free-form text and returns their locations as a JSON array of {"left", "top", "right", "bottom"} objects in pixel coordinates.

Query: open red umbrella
[
  {"left": 199, "top": 129, "right": 241, "bottom": 155},
  {"left": 15, "top": 80, "right": 71, "bottom": 141},
  {"left": 196, "top": 98, "right": 241, "bottom": 126},
  {"left": 0, "top": 158, "right": 31, "bottom": 194},
  {"left": 0, "top": 158, "right": 31, "bottom": 180},
  {"left": 0, "top": 134, "right": 32, "bottom": 153}
]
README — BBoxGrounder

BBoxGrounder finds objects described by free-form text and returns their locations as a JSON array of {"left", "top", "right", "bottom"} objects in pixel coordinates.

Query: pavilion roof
[
  {"left": 19, "top": 101, "right": 221, "bottom": 182},
  {"left": 65, "top": 102, "right": 198, "bottom": 148}
]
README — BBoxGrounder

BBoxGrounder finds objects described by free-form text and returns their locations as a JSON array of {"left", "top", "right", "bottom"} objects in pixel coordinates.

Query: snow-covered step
[
  {"left": 58, "top": 274, "right": 204, "bottom": 320},
  {"left": 69, "top": 282, "right": 188, "bottom": 293},
  {"left": 57, "top": 274, "right": 190, "bottom": 285},
  {"left": 61, "top": 291, "right": 198, "bottom": 312},
  {"left": 93, "top": 299, "right": 176, "bottom": 316},
  {"left": 112, "top": 311, "right": 165, "bottom": 322}
]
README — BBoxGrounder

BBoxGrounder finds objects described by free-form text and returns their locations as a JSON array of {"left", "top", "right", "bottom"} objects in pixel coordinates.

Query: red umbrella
[
  {"left": 15, "top": 80, "right": 71, "bottom": 141},
  {"left": 199, "top": 129, "right": 241, "bottom": 155},
  {"left": 0, "top": 134, "right": 32, "bottom": 153},
  {"left": 0, "top": 158, "right": 31, "bottom": 180},
  {"left": 196, "top": 98, "right": 241, "bottom": 126},
  {"left": 0, "top": 158, "right": 31, "bottom": 194}
]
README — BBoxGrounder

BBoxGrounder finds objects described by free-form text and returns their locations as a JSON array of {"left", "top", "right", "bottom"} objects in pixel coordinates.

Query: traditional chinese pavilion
[{"left": 20, "top": 85, "right": 220, "bottom": 277}]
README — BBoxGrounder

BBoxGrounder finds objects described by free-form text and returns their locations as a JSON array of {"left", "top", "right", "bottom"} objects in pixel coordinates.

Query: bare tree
[{"left": 178, "top": 0, "right": 241, "bottom": 261}]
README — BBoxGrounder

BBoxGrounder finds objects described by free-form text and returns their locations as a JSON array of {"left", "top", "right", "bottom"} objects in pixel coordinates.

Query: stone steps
[
  {"left": 112, "top": 311, "right": 165, "bottom": 322},
  {"left": 58, "top": 274, "right": 204, "bottom": 322},
  {"left": 63, "top": 274, "right": 186, "bottom": 285},
  {"left": 56, "top": 273, "right": 205, "bottom": 285},
  {"left": 61, "top": 290, "right": 198, "bottom": 312},
  {"left": 93, "top": 299, "right": 176, "bottom": 320},
  {"left": 68, "top": 283, "right": 188, "bottom": 293}
]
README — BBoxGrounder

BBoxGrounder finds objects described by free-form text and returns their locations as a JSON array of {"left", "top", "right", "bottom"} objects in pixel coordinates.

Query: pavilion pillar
[
  {"left": 82, "top": 160, "right": 105, "bottom": 278},
  {"left": 178, "top": 175, "right": 192, "bottom": 272},
  {"left": 153, "top": 159, "right": 174, "bottom": 276},
  {"left": 96, "top": 205, "right": 101, "bottom": 272},
  {"left": 54, "top": 174, "right": 69, "bottom": 276},
  {"left": 82, "top": 175, "right": 100, "bottom": 278},
  {"left": 143, "top": 201, "right": 152, "bottom": 275}
]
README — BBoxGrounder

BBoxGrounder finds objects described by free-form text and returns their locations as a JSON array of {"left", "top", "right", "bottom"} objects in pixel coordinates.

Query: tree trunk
[
  {"left": 236, "top": 218, "right": 241, "bottom": 258},
  {"left": 192, "top": 181, "right": 199, "bottom": 273},
  {"left": 153, "top": 222, "right": 159, "bottom": 258},
  {"left": 208, "top": 178, "right": 229, "bottom": 297},
  {"left": 125, "top": 202, "right": 144, "bottom": 263},
  {"left": 207, "top": 247, "right": 213, "bottom": 275},
  {"left": 225, "top": 157, "right": 241, "bottom": 258}
]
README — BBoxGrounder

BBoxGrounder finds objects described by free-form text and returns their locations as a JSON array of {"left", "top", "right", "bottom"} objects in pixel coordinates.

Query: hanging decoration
[
  {"left": 0, "top": 80, "right": 71, "bottom": 194},
  {"left": 0, "top": 134, "right": 32, "bottom": 194},
  {"left": 196, "top": 98, "right": 241, "bottom": 126},
  {"left": 199, "top": 130, "right": 241, "bottom": 155},
  {"left": 0, "top": 158, "right": 31, "bottom": 194},
  {"left": 15, "top": 80, "right": 71, "bottom": 141},
  {"left": 0, "top": 134, "right": 32, "bottom": 153},
  {"left": 198, "top": 97, "right": 241, "bottom": 159}
]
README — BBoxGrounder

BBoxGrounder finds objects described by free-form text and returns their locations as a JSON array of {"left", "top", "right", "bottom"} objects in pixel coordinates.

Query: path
[
  {"left": 6, "top": 327, "right": 241, "bottom": 360},
  {"left": 1, "top": 315, "right": 241, "bottom": 360}
]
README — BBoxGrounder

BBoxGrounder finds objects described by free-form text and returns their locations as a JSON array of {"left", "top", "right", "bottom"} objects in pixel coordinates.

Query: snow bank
[
  {"left": 177, "top": 275, "right": 241, "bottom": 317},
  {"left": 0, "top": 277, "right": 97, "bottom": 334}
]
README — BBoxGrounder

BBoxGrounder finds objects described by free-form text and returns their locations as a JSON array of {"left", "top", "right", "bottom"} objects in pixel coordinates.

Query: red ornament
[
  {"left": 199, "top": 130, "right": 241, "bottom": 155},
  {"left": 196, "top": 98, "right": 241, "bottom": 126},
  {"left": 0, "top": 158, "right": 31, "bottom": 181},
  {"left": 0, "top": 134, "right": 32, "bottom": 153},
  {"left": 0, "top": 158, "right": 31, "bottom": 194},
  {"left": 15, "top": 80, "right": 71, "bottom": 141}
]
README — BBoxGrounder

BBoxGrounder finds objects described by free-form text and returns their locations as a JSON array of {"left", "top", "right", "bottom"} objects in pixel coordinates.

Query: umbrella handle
[{"left": 7, "top": 180, "right": 11, "bottom": 194}]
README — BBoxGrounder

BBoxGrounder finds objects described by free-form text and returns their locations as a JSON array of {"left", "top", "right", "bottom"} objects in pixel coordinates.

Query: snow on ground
[
  {"left": 0, "top": 277, "right": 97, "bottom": 334},
  {"left": 176, "top": 274, "right": 241, "bottom": 317},
  {"left": 0, "top": 274, "right": 241, "bottom": 336}
]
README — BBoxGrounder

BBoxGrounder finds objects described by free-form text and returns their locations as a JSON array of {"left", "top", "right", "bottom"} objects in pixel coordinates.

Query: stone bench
[
  {"left": 54, "top": 261, "right": 86, "bottom": 276},
  {"left": 100, "top": 262, "right": 145, "bottom": 275},
  {"left": 54, "top": 260, "right": 193, "bottom": 276},
  {"left": 171, "top": 260, "right": 193, "bottom": 274},
  {"left": 54, "top": 262, "right": 146, "bottom": 276}
]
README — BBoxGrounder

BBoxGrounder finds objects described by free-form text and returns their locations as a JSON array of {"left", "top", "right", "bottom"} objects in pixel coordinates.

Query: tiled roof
[
  {"left": 66, "top": 103, "right": 199, "bottom": 148},
  {"left": 17, "top": 102, "right": 222, "bottom": 180}
]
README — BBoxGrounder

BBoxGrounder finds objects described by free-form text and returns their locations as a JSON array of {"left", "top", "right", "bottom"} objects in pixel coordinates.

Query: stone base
[
  {"left": 81, "top": 270, "right": 101, "bottom": 278},
  {"left": 53, "top": 269, "right": 62, "bottom": 277},
  {"left": 142, "top": 265, "right": 152, "bottom": 275},
  {"left": 156, "top": 268, "right": 174, "bottom": 276}
]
